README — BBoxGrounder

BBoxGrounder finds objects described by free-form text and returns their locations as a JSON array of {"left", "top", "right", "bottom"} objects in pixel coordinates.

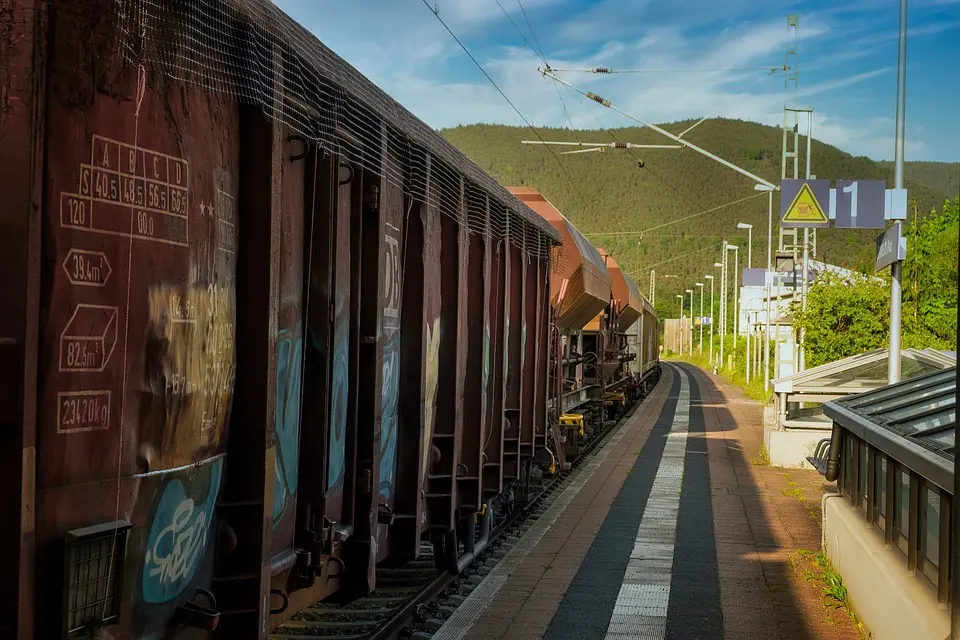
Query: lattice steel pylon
[
  {"left": 779, "top": 14, "right": 817, "bottom": 372},
  {"left": 779, "top": 14, "right": 802, "bottom": 258}
]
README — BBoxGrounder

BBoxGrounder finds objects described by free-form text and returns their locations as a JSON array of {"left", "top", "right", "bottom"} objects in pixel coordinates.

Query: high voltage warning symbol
[{"left": 780, "top": 179, "right": 830, "bottom": 228}]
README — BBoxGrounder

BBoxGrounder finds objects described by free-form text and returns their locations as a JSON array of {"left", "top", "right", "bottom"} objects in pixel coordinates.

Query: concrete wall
[
  {"left": 765, "top": 428, "right": 823, "bottom": 470},
  {"left": 762, "top": 399, "right": 829, "bottom": 470},
  {"left": 823, "top": 495, "right": 948, "bottom": 640}
]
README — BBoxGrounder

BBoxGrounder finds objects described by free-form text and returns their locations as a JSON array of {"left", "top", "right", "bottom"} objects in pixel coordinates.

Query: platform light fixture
[
  {"left": 737, "top": 222, "right": 753, "bottom": 269},
  {"left": 695, "top": 282, "right": 705, "bottom": 355},
  {"left": 676, "top": 294, "right": 685, "bottom": 355},
  {"left": 705, "top": 275, "right": 715, "bottom": 364},
  {"left": 726, "top": 245, "right": 740, "bottom": 342}
]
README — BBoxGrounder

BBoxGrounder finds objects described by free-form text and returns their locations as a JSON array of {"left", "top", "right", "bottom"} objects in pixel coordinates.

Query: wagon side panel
[
  {"left": 457, "top": 186, "right": 486, "bottom": 512},
  {"left": 31, "top": 4, "right": 246, "bottom": 637}
]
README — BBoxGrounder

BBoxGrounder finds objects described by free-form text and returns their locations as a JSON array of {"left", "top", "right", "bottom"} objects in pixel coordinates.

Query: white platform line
[
  {"left": 604, "top": 368, "right": 690, "bottom": 640},
  {"left": 432, "top": 373, "right": 669, "bottom": 640}
]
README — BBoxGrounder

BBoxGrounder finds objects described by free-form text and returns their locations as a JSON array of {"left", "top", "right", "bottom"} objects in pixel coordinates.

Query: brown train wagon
[
  {"left": 505, "top": 187, "right": 614, "bottom": 462},
  {"left": 0, "top": 1, "right": 560, "bottom": 639},
  {"left": 506, "top": 187, "right": 612, "bottom": 332},
  {"left": 631, "top": 295, "right": 660, "bottom": 383},
  {"left": 505, "top": 187, "right": 658, "bottom": 463}
]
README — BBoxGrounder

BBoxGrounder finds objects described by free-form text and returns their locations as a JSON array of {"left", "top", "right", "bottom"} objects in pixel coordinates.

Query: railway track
[{"left": 270, "top": 373, "right": 658, "bottom": 640}]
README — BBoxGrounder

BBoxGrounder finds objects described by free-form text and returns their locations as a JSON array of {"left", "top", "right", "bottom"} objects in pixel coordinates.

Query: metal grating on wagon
[{"left": 101, "top": 0, "right": 560, "bottom": 257}]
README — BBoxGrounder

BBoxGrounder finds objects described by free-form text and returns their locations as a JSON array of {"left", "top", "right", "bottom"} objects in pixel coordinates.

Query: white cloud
[{"left": 271, "top": 0, "right": 950, "bottom": 162}]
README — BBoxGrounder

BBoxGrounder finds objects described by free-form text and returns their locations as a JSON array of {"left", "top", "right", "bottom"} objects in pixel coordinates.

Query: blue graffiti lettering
[
  {"left": 522, "top": 324, "right": 527, "bottom": 369},
  {"left": 273, "top": 325, "right": 303, "bottom": 523},
  {"left": 142, "top": 458, "right": 223, "bottom": 604},
  {"left": 327, "top": 313, "right": 349, "bottom": 492},
  {"left": 378, "top": 334, "right": 400, "bottom": 501}
]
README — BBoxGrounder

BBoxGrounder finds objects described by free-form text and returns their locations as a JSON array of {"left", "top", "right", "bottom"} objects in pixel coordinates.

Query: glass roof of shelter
[
  {"left": 824, "top": 367, "right": 956, "bottom": 492},
  {"left": 773, "top": 348, "right": 956, "bottom": 396}
]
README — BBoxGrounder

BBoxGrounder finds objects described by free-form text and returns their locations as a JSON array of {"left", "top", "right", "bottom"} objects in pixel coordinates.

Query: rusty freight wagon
[
  {"left": 506, "top": 187, "right": 659, "bottom": 466},
  {"left": 628, "top": 295, "right": 660, "bottom": 384},
  {"left": 0, "top": 1, "right": 564, "bottom": 638},
  {"left": 600, "top": 248, "right": 659, "bottom": 389}
]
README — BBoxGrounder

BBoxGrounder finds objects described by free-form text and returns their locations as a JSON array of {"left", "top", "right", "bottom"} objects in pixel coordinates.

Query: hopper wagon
[{"left": 507, "top": 188, "right": 660, "bottom": 466}]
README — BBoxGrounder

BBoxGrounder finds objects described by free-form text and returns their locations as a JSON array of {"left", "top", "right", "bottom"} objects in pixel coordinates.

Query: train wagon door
[
  {"left": 269, "top": 147, "right": 361, "bottom": 625},
  {"left": 261, "top": 123, "right": 313, "bottom": 615},
  {"left": 392, "top": 157, "right": 465, "bottom": 558},
  {"left": 342, "top": 128, "right": 406, "bottom": 597}
]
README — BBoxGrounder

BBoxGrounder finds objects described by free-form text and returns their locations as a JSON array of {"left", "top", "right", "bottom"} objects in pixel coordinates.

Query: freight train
[
  {"left": 0, "top": 1, "right": 659, "bottom": 638},
  {"left": 507, "top": 188, "right": 660, "bottom": 468}
]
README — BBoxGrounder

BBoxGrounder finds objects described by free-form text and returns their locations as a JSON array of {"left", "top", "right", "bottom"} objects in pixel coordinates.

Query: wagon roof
[{"left": 168, "top": 0, "right": 562, "bottom": 246}]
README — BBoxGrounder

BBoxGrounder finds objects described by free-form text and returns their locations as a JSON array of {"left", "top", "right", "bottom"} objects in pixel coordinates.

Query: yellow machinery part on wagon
[{"left": 559, "top": 413, "right": 585, "bottom": 437}]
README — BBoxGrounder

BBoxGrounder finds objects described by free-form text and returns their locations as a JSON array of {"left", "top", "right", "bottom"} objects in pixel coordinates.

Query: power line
[
  {"left": 515, "top": 0, "right": 547, "bottom": 62},
  {"left": 583, "top": 191, "right": 767, "bottom": 237},
  {"left": 493, "top": 0, "right": 545, "bottom": 64},
  {"left": 491, "top": 0, "right": 580, "bottom": 141},
  {"left": 623, "top": 242, "right": 724, "bottom": 277},
  {"left": 559, "top": 84, "right": 707, "bottom": 210},
  {"left": 420, "top": 0, "right": 595, "bottom": 213},
  {"left": 596, "top": 233, "right": 735, "bottom": 239},
  {"left": 546, "top": 65, "right": 790, "bottom": 75},
  {"left": 542, "top": 69, "right": 777, "bottom": 189}
]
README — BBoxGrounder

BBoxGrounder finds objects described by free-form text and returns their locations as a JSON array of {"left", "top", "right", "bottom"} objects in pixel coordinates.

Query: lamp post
[
  {"left": 737, "top": 222, "right": 753, "bottom": 382},
  {"left": 725, "top": 244, "right": 739, "bottom": 368},
  {"left": 706, "top": 274, "right": 716, "bottom": 365},
  {"left": 695, "top": 282, "right": 704, "bottom": 355},
  {"left": 676, "top": 294, "right": 684, "bottom": 355},
  {"left": 754, "top": 184, "right": 775, "bottom": 391},
  {"left": 686, "top": 289, "right": 694, "bottom": 356},
  {"left": 718, "top": 245, "right": 727, "bottom": 368},
  {"left": 728, "top": 244, "right": 740, "bottom": 340},
  {"left": 737, "top": 222, "right": 753, "bottom": 269}
]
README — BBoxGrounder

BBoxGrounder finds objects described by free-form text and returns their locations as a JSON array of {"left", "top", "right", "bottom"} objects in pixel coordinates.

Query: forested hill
[
  {"left": 877, "top": 160, "right": 960, "bottom": 200},
  {"left": 442, "top": 119, "right": 953, "bottom": 319}
]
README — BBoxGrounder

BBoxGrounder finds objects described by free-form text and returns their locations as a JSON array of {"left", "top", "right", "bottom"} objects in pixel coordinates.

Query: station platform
[{"left": 432, "top": 362, "right": 862, "bottom": 640}]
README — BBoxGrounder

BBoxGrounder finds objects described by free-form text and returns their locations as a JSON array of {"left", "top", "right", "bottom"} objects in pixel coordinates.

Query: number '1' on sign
[{"left": 835, "top": 180, "right": 885, "bottom": 229}]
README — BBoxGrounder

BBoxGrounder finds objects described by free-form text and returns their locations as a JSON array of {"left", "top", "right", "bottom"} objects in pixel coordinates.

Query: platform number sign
[{"left": 835, "top": 179, "right": 885, "bottom": 229}]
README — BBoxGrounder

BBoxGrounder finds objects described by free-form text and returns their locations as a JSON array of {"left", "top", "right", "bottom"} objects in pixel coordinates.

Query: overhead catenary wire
[
  {"left": 419, "top": 0, "right": 596, "bottom": 214},
  {"left": 461, "top": 2, "right": 725, "bottom": 226},
  {"left": 554, "top": 83, "right": 713, "bottom": 211},
  {"left": 493, "top": 0, "right": 545, "bottom": 64},
  {"left": 544, "top": 65, "right": 790, "bottom": 75},
  {"left": 626, "top": 242, "right": 725, "bottom": 276},
  {"left": 583, "top": 191, "right": 767, "bottom": 238},
  {"left": 491, "top": 0, "right": 580, "bottom": 141},
  {"left": 515, "top": 0, "right": 548, "bottom": 63},
  {"left": 541, "top": 69, "right": 778, "bottom": 189}
]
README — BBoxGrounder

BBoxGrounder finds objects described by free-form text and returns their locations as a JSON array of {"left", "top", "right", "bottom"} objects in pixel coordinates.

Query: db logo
[{"left": 383, "top": 232, "right": 401, "bottom": 326}]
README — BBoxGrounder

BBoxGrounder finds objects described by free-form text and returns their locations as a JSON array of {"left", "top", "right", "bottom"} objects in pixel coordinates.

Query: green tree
[
  {"left": 792, "top": 272, "right": 891, "bottom": 368},
  {"left": 442, "top": 119, "right": 949, "bottom": 323},
  {"left": 793, "top": 197, "right": 958, "bottom": 367},
  {"left": 904, "top": 197, "right": 959, "bottom": 348}
]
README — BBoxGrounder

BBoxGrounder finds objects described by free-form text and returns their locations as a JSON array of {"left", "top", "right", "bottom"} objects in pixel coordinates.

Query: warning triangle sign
[{"left": 783, "top": 182, "right": 828, "bottom": 224}]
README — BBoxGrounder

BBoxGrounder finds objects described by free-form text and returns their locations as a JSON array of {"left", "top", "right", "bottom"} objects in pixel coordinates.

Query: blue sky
[{"left": 275, "top": 0, "right": 960, "bottom": 162}]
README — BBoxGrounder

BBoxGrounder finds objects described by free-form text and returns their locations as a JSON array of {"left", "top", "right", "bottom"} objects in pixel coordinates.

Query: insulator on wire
[
  {"left": 637, "top": 160, "right": 645, "bottom": 168},
  {"left": 586, "top": 92, "right": 611, "bottom": 107},
  {"left": 593, "top": 67, "right": 611, "bottom": 74},
  {"left": 613, "top": 141, "right": 628, "bottom": 149}
]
